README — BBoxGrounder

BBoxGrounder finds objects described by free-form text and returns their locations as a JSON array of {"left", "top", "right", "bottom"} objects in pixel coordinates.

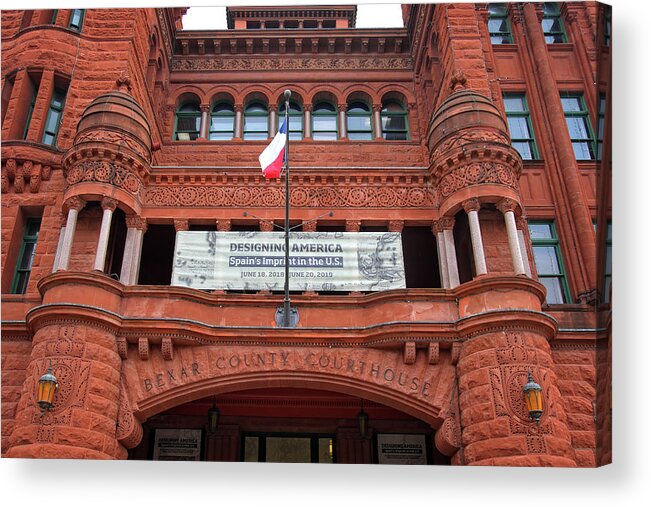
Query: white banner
[{"left": 172, "top": 231, "right": 406, "bottom": 292}]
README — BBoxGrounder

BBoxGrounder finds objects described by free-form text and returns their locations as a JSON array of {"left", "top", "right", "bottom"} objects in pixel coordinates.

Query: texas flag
[{"left": 258, "top": 120, "right": 287, "bottom": 179}]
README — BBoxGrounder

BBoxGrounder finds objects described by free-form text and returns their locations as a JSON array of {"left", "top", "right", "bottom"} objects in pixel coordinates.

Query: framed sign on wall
[{"left": 152, "top": 428, "right": 203, "bottom": 461}]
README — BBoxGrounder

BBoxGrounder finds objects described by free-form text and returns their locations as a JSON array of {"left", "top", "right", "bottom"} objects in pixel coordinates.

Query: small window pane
[
  {"left": 177, "top": 116, "right": 200, "bottom": 131},
  {"left": 572, "top": 142, "right": 594, "bottom": 160},
  {"left": 383, "top": 116, "right": 407, "bottom": 130},
  {"left": 561, "top": 97, "right": 582, "bottom": 112},
  {"left": 347, "top": 116, "right": 371, "bottom": 131},
  {"left": 513, "top": 142, "right": 533, "bottom": 160},
  {"left": 533, "top": 246, "right": 561, "bottom": 275},
  {"left": 45, "top": 111, "right": 60, "bottom": 133},
  {"left": 565, "top": 117, "right": 589, "bottom": 139},
  {"left": 313, "top": 132, "right": 337, "bottom": 141},
  {"left": 42, "top": 133, "right": 55, "bottom": 145},
  {"left": 503, "top": 96, "right": 525, "bottom": 112},
  {"left": 211, "top": 116, "right": 234, "bottom": 131},
  {"left": 265, "top": 437, "right": 311, "bottom": 463},
  {"left": 244, "top": 116, "right": 268, "bottom": 132},
  {"left": 318, "top": 438, "right": 334, "bottom": 464},
  {"left": 313, "top": 116, "right": 336, "bottom": 130},
  {"left": 540, "top": 278, "right": 565, "bottom": 304},
  {"left": 529, "top": 223, "right": 553, "bottom": 240},
  {"left": 507, "top": 117, "right": 531, "bottom": 139}
]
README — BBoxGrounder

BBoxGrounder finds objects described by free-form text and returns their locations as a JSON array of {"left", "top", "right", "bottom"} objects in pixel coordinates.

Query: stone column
[
  {"left": 433, "top": 221, "right": 450, "bottom": 289},
  {"left": 52, "top": 215, "right": 67, "bottom": 273},
  {"left": 234, "top": 104, "right": 244, "bottom": 139},
  {"left": 269, "top": 104, "right": 278, "bottom": 137},
  {"left": 372, "top": 104, "right": 383, "bottom": 139},
  {"left": 496, "top": 199, "right": 526, "bottom": 276},
  {"left": 338, "top": 104, "right": 347, "bottom": 139},
  {"left": 303, "top": 104, "right": 312, "bottom": 139},
  {"left": 516, "top": 216, "right": 533, "bottom": 277},
  {"left": 199, "top": 104, "right": 210, "bottom": 140},
  {"left": 522, "top": 2, "right": 596, "bottom": 294},
  {"left": 440, "top": 217, "right": 460, "bottom": 288},
  {"left": 120, "top": 216, "right": 147, "bottom": 285},
  {"left": 463, "top": 198, "right": 487, "bottom": 276},
  {"left": 93, "top": 198, "right": 118, "bottom": 272},
  {"left": 57, "top": 196, "right": 85, "bottom": 271}
]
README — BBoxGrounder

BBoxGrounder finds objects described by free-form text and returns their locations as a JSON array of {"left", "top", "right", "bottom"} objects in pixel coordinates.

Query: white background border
[{"left": 2, "top": 0, "right": 648, "bottom": 505}]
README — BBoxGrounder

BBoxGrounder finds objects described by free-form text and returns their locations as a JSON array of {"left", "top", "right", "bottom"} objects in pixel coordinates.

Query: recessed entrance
[{"left": 128, "top": 388, "right": 450, "bottom": 465}]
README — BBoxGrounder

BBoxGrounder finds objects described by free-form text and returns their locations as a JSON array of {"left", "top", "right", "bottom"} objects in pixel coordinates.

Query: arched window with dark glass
[
  {"left": 381, "top": 101, "right": 409, "bottom": 140},
  {"left": 278, "top": 101, "right": 303, "bottom": 140},
  {"left": 243, "top": 102, "right": 269, "bottom": 140},
  {"left": 346, "top": 101, "right": 373, "bottom": 141},
  {"left": 174, "top": 101, "right": 200, "bottom": 140},
  {"left": 209, "top": 102, "right": 235, "bottom": 140},
  {"left": 312, "top": 101, "right": 337, "bottom": 140}
]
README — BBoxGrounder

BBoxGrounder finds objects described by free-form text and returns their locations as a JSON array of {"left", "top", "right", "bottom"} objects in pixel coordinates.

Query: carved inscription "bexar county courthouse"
[{"left": 142, "top": 348, "right": 434, "bottom": 398}]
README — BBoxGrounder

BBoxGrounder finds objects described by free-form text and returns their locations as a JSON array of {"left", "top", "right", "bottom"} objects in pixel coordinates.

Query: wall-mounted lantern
[
  {"left": 357, "top": 399, "right": 369, "bottom": 438},
  {"left": 207, "top": 399, "right": 220, "bottom": 434},
  {"left": 522, "top": 371, "right": 543, "bottom": 424},
  {"left": 37, "top": 362, "right": 58, "bottom": 414}
]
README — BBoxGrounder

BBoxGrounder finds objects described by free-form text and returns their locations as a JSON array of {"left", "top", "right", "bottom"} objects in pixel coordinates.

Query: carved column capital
[
  {"left": 302, "top": 221, "right": 317, "bottom": 232},
  {"left": 64, "top": 196, "right": 86, "bottom": 213},
  {"left": 372, "top": 103, "right": 382, "bottom": 113},
  {"left": 462, "top": 198, "right": 481, "bottom": 213},
  {"left": 439, "top": 216, "right": 455, "bottom": 231},
  {"left": 268, "top": 104, "right": 279, "bottom": 114},
  {"left": 303, "top": 103, "right": 313, "bottom": 113},
  {"left": 216, "top": 219, "right": 231, "bottom": 232},
  {"left": 515, "top": 216, "right": 528, "bottom": 231},
  {"left": 259, "top": 220, "right": 275, "bottom": 232},
  {"left": 101, "top": 197, "right": 119, "bottom": 212},
  {"left": 495, "top": 198, "right": 519, "bottom": 215},
  {"left": 200, "top": 103, "right": 211, "bottom": 114},
  {"left": 345, "top": 220, "right": 361, "bottom": 232},
  {"left": 388, "top": 220, "right": 404, "bottom": 232},
  {"left": 234, "top": 104, "right": 244, "bottom": 114},
  {"left": 126, "top": 215, "right": 148, "bottom": 231},
  {"left": 337, "top": 104, "right": 347, "bottom": 113},
  {"left": 174, "top": 219, "right": 189, "bottom": 232}
]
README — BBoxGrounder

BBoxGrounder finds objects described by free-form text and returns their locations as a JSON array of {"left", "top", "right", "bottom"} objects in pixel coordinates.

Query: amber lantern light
[
  {"left": 207, "top": 399, "right": 220, "bottom": 434},
  {"left": 522, "top": 371, "right": 543, "bottom": 424},
  {"left": 37, "top": 362, "right": 58, "bottom": 414}
]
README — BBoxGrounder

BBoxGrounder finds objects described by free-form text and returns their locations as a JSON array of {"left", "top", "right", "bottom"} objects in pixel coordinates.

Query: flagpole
[{"left": 282, "top": 89, "right": 292, "bottom": 327}]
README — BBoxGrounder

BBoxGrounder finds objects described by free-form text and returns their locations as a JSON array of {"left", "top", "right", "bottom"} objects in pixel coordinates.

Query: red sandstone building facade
[{"left": 1, "top": 3, "right": 611, "bottom": 466}]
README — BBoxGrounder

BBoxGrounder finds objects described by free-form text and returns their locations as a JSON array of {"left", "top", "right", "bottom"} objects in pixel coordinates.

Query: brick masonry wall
[
  {"left": 1, "top": 340, "right": 32, "bottom": 456},
  {"left": 551, "top": 346, "right": 597, "bottom": 467}
]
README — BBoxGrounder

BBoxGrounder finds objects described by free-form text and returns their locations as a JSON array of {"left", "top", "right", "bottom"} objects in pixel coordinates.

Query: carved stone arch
[
  {"left": 345, "top": 89, "right": 374, "bottom": 108},
  {"left": 310, "top": 89, "right": 339, "bottom": 108},
  {"left": 173, "top": 88, "right": 204, "bottom": 109},
  {"left": 273, "top": 89, "right": 305, "bottom": 108},
  {"left": 209, "top": 91, "right": 236, "bottom": 109},
  {"left": 242, "top": 89, "right": 272, "bottom": 107},
  {"left": 305, "top": 86, "right": 346, "bottom": 106},
  {"left": 134, "top": 372, "right": 450, "bottom": 430}
]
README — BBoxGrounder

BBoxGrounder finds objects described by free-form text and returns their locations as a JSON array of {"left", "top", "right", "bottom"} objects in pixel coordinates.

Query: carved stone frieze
[
  {"left": 144, "top": 183, "right": 435, "bottom": 209},
  {"left": 172, "top": 56, "right": 413, "bottom": 72},
  {"left": 65, "top": 160, "right": 143, "bottom": 197},
  {"left": 438, "top": 161, "right": 518, "bottom": 199}
]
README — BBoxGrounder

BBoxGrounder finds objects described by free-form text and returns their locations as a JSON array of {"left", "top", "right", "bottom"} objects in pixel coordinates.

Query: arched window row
[{"left": 173, "top": 93, "right": 410, "bottom": 142}]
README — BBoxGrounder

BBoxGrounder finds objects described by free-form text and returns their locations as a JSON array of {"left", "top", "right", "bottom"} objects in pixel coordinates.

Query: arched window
[
  {"left": 210, "top": 102, "right": 235, "bottom": 140},
  {"left": 346, "top": 101, "right": 373, "bottom": 140},
  {"left": 381, "top": 101, "right": 409, "bottom": 140},
  {"left": 278, "top": 101, "right": 303, "bottom": 140},
  {"left": 174, "top": 101, "right": 201, "bottom": 140},
  {"left": 312, "top": 101, "right": 337, "bottom": 141},
  {"left": 243, "top": 102, "right": 268, "bottom": 140}
]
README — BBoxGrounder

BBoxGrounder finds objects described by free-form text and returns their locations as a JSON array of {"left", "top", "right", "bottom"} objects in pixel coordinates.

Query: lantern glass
[
  {"left": 208, "top": 405, "right": 220, "bottom": 434},
  {"left": 37, "top": 365, "right": 58, "bottom": 412},
  {"left": 357, "top": 409, "right": 368, "bottom": 438},
  {"left": 523, "top": 373, "right": 543, "bottom": 422}
]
